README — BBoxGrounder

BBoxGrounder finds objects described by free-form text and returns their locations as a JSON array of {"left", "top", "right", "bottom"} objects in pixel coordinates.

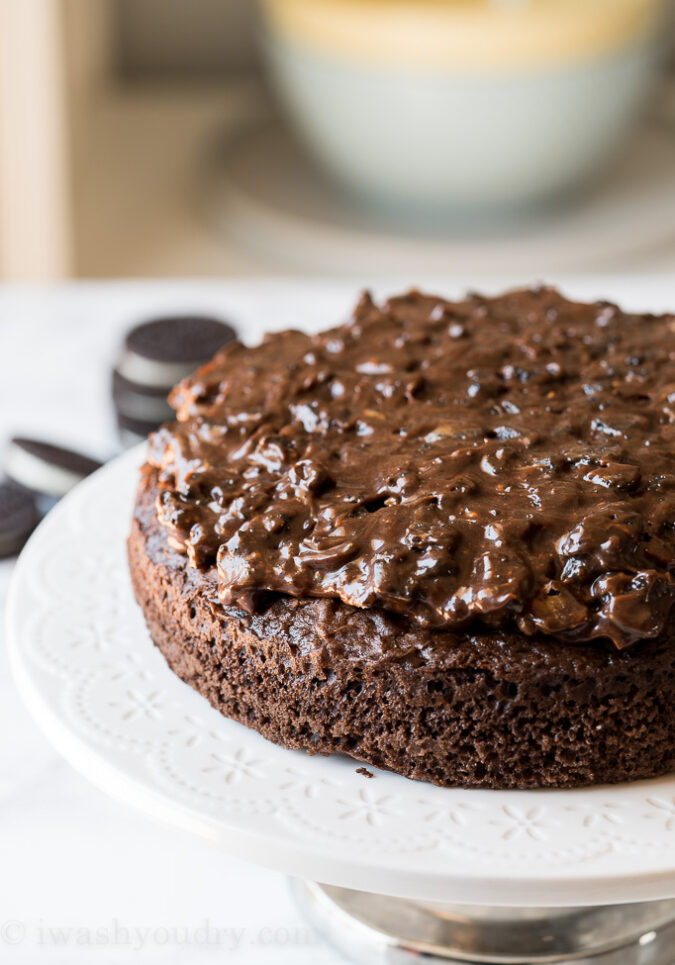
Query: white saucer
[
  {"left": 206, "top": 116, "right": 675, "bottom": 275},
  {"left": 6, "top": 444, "right": 675, "bottom": 906}
]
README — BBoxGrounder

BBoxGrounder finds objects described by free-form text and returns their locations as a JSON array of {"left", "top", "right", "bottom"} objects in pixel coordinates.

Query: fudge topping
[{"left": 147, "top": 287, "right": 675, "bottom": 649}]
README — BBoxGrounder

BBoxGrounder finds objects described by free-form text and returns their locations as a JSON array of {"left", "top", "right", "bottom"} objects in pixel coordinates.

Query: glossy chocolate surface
[{"left": 147, "top": 288, "right": 675, "bottom": 649}]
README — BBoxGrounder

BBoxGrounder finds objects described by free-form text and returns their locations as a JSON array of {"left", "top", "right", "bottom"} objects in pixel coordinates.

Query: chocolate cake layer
[
  {"left": 129, "top": 287, "right": 675, "bottom": 788},
  {"left": 129, "top": 466, "right": 675, "bottom": 789},
  {"left": 147, "top": 287, "right": 675, "bottom": 649}
]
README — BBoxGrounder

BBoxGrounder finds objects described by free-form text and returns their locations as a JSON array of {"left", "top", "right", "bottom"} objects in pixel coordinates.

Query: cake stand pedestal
[
  {"left": 7, "top": 448, "right": 675, "bottom": 965},
  {"left": 292, "top": 881, "right": 675, "bottom": 964}
]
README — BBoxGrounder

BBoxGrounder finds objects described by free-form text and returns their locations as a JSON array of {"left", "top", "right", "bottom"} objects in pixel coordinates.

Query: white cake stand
[{"left": 7, "top": 447, "right": 675, "bottom": 964}]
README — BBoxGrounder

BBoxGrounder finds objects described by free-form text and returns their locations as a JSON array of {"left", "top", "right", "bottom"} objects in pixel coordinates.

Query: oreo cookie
[
  {"left": 116, "top": 413, "right": 161, "bottom": 450},
  {"left": 5, "top": 438, "right": 103, "bottom": 500},
  {"left": 112, "top": 369, "right": 173, "bottom": 424},
  {"left": 0, "top": 480, "right": 40, "bottom": 557},
  {"left": 116, "top": 315, "right": 236, "bottom": 388}
]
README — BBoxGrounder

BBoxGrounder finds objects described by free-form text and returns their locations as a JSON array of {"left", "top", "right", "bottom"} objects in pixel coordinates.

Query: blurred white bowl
[{"left": 261, "top": 0, "right": 665, "bottom": 213}]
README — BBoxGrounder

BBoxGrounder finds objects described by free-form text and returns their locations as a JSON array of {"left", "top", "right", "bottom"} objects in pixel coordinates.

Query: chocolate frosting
[{"left": 147, "top": 287, "right": 675, "bottom": 650}]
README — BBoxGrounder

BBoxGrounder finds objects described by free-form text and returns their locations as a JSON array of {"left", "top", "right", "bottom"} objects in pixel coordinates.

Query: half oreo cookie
[
  {"left": 0, "top": 480, "right": 40, "bottom": 557},
  {"left": 5, "top": 438, "right": 103, "bottom": 499}
]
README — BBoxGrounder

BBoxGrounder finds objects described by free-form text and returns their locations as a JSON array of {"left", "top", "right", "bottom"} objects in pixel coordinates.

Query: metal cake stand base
[{"left": 292, "top": 880, "right": 675, "bottom": 964}]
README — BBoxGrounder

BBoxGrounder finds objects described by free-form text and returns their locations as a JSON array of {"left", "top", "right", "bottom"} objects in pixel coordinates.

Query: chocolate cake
[{"left": 128, "top": 287, "right": 675, "bottom": 788}]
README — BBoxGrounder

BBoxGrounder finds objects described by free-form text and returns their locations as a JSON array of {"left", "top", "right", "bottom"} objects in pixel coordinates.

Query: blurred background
[{"left": 0, "top": 0, "right": 674, "bottom": 282}]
